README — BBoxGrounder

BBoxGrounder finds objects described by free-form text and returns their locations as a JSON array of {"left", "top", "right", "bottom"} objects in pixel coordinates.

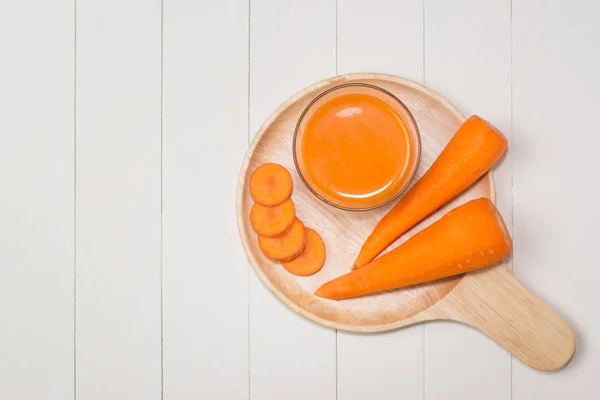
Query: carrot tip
[{"left": 314, "top": 286, "right": 328, "bottom": 299}]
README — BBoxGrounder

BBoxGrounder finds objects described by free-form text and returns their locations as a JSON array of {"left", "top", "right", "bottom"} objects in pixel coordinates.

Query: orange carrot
[
  {"left": 258, "top": 218, "right": 306, "bottom": 261},
  {"left": 354, "top": 115, "right": 507, "bottom": 268},
  {"left": 250, "top": 163, "right": 293, "bottom": 206},
  {"left": 316, "top": 198, "right": 511, "bottom": 300},
  {"left": 282, "top": 228, "right": 326, "bottom": 276},
  {"left": 250, "top": 198, "right": 296, "bottom": 238}
]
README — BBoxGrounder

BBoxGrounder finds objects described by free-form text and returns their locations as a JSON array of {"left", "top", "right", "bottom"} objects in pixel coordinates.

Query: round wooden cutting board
[{"left": 237, "top": 73, "right": 575, "bottom": 372}]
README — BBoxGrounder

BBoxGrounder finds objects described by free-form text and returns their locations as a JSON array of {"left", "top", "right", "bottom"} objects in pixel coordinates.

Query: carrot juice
[{"left": 295, "top": 85, "right": 420, "bottom": 210}]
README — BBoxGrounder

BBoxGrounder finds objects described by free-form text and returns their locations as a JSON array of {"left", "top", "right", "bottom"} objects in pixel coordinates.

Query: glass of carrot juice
[{"left": 293, "top": 83, "right": 421, "bottom": 211}]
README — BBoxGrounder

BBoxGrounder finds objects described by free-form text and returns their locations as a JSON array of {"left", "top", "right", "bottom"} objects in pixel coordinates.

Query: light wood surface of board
[
  {"left": 2, "top": 0, "right": 599, "bottom": 399},
  {"left": 237, "top": 73, "right": 574, "bottom": 371}
]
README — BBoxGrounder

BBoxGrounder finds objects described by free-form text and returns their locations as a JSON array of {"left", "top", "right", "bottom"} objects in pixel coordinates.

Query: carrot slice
[
  {"left": 354, "top": 115, "right": 508, "bottom": 268},
  {"left": 250, "top": 198, "right": 296, "bottom": 238},
  {"left": 250, "top": 163, "right": 293, "bottom": 206},
  {"left": 282, "top": 228, "right": 326, "bottom": 276},
  {"left": 258, "top": 218, "right": 306, "bottom": 261},
  {"left": 316, "top": 198, "right": 511, "bottom": 300}
]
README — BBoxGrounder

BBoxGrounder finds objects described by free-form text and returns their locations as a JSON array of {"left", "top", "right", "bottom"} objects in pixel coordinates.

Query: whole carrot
[
  {"left": 354, "top": 115, "right": 507, "bottom": 268},
  {"left": 316, "top": 198, "right": 511, "bottom": 300}
]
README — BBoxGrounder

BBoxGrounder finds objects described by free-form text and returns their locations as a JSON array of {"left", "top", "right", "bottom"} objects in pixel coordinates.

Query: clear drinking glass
[{"left": 293, "top": 83, "right": 421, "bottom": 211}]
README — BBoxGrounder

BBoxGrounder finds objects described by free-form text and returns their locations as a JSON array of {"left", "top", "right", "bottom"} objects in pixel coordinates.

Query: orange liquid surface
[{"left": 302, "top": 93, "right": 415, "bottom": 207}]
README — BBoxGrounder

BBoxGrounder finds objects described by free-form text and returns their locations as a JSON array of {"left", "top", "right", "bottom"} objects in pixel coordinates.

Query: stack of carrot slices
[{"left": 249, "top": 163, "right": 326, "bottom": 276}]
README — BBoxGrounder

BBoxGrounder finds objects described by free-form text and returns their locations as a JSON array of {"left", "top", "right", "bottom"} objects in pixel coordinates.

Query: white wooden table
[{"left": 1, "top": 0, "right": 598, "bottom": 399}]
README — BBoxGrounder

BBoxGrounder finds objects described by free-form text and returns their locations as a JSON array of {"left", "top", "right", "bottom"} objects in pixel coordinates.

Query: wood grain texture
[
  {"left": 162, "top": 0, "right": 250, "bottom": 398},
  {"left": 0, "top": 1, "right": 74, "bottom": 398},
  {"left": 423, "top": 0, "right": 513, "bottom": 398},
  {"left": 512, "top": 0, "right": 600, "bottom": 396},
  {"left": 76, "top": 1, "right": 162, "bottom": 398},
  {"left": 238, "top": 73, "right": 575, "bottom": 371},
  {"left": 248, "top": 1, "right": 337, "bottom": 399},
  {"left": 336, "top": 2, "right": 424, "bottom": 398}
]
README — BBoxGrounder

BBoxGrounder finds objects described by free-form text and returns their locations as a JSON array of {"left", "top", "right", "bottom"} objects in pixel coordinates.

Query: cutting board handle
[{"left": 441, "top": 264, "right": 575, "bottom": 371}]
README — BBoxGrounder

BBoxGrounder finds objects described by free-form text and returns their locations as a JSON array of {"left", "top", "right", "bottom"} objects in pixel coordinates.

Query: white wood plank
[
  {"left": 75, "top": 1, "right": 162, "bottom": 398},
  {"left": 512, "top": 0, "right": 600, "bottom": 397},
  {"left": 0, "top": 1, "right": 74, "bottom": 399},
  {"left": 249, "top": 1, "right": 336, "bottom": 399},
  {"left": 336, "top": 1, "right": 424, "bottom": 399},
  {"left": 337, "top": 0, "right": 424, "bottom": 81},
  {"left": 337, "top": 329, "right": 423, "bottom": 400},
  {"left": 423, "top": 1, "right": 512, "bottom": 399},
  {"left": 162, "top": 1, "right": 249, "bottom": 399}
]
